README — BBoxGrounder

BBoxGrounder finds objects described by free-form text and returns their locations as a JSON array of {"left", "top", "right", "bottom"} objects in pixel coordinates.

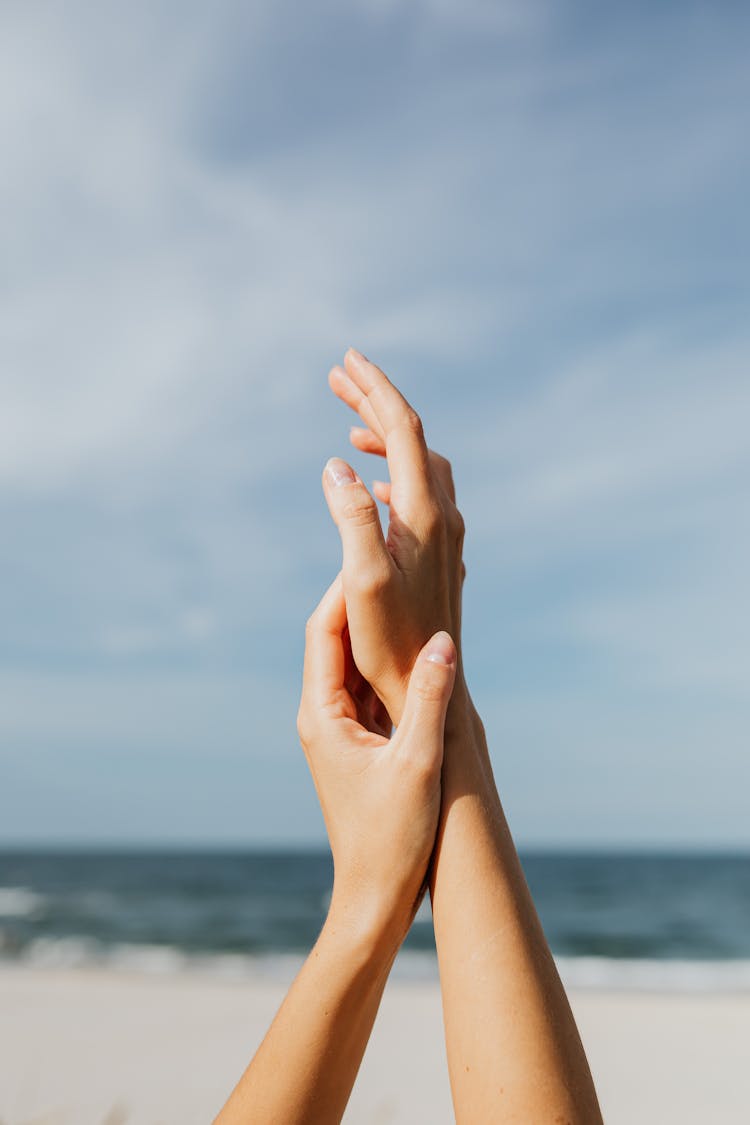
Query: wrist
[
  {"left": 446, "top": 673, "right": 482, "bottom": 742},
  {"left": 325, "top": 879, "right": 413, "bottom": 967},
  {"left": 444, "top": 677, "right": 498, "bottom": 798}
]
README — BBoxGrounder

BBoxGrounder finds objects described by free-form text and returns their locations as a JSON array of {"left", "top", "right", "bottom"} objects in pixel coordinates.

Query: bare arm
[
  {"left": 431, "top": 689, "right": 602, "bottom": 1122},
  {"left": 216, "top": 575, "right": 456, "bottom": 1124},
  {"left": 216, "top": 911, "right": 396, "bottom": 1124},
  {"left": 324, "top": 348, "right": 602, "bottom": 1123}
]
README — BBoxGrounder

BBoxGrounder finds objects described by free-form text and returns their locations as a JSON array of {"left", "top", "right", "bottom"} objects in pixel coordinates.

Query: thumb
[{"left": 395, "top": 632, "right": 457, "bottom": 773}]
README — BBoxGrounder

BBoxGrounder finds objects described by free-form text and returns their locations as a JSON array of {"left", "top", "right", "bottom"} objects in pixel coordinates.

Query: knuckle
[
  {"left": 421, "top": 500, "right": 445, "bottom": 539},
  {"left": 401, "top": 408, "right": 425, "bottom": 441},
  {"left": 434, "top": 452, "right": 454, "bottom": 480},
  {"left": 354, "top": 562, "right": 391, "bottom": 598},
  {"left": 414, "top": 670, "right": 447, "bottom": 705},
  {"left": 448, "top": 504, "right": 465, "bottom": 542},
  {"left": 340, "top": 490, "right": 379, "bottom": 528},
  {"left": 430, "top": 452, "right": 456, "bottom": 502}
]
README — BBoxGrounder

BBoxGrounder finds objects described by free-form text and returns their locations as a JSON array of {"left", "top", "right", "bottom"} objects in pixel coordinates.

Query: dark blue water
[{"left": 1, "top": 850, "right": 749, "bottom": 989}]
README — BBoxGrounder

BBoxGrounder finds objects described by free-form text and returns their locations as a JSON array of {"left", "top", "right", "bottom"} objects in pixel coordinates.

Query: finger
[
  {"left": 301, "top": 573, "right": 348, "bottom": 710},
  {"left": 341, "top": 349, "right": 434, "bottom": 517},
  {"left": 372, "top": 480, "right": 391, "bottom": 505},
  {"left": 395, "top": 631, "right": 456, "bottom": 775},
  {"left": 349, "top": 428, "right": 389, "bottom": 505},
  {"left": 322, "top": 457, "right": 393, "bottom": 584},
  {"left": 350, "top": 424, "right": 457, "bottom": 506},
  {"left": 329, "top": 367, "right": 385, "bottom": 442},
  {"left": 350, "top": 425, "right": 386, "bottom": 456}
]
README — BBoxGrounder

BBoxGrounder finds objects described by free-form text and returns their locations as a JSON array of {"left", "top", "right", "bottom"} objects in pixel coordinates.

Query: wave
[
  {"left": 0, "top": 886, "right": 46, "bottom": 918},
  {"left": 556, "top": 955, "right": 750, "bottom": 993},
  {"left": 2, "top": 937, "right": 750, "bottom": 993},
  {"left": 2, "top": 936, "right": 305, "bottom": 981}
]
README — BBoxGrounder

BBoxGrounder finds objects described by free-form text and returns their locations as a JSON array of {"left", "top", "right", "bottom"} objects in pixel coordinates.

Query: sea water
[{"left": 1, "top": 849, "right": 748, "bottom": 991}]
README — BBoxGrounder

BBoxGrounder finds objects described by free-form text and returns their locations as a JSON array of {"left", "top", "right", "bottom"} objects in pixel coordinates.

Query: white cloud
[
  {"left": 450, "top": 328, "right": 750, "bottom": 705},
  {"left": 100, "top": 606, "right": 216, "bottom": 656},
  {"left": 0, "top": 667, "right": 296, "bottom": 755},
  {"left": 467, "top": 331, "right": 750, "bottom": 550},
  {"left": 1, "top": 1, "right": 748, "bottom": 841}
]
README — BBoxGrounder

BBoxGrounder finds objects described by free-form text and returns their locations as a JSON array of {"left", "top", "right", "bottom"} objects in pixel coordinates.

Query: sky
[{"left": 1, "top": 1, "right": 749, "bottom": 847}]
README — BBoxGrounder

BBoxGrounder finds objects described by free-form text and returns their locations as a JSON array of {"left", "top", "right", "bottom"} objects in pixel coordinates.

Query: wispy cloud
[{"left": 1, "top": 1, "right": 748, "bottom": 842}]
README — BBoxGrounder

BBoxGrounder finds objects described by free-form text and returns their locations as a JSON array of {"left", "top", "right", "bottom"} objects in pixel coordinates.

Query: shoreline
[
  {"left": 4, "top": 944, "right": 750, "bottom": 993},
  {"left": 2, "top": 963, "right": 750, "bottom": 1123}
]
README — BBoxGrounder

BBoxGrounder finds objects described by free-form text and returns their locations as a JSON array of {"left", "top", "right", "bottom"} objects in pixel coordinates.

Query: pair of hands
[
  {"left": 297, "top": 349, "right": 466, "bottom": 946},
  {"left": 223, "top": 348, "right": 603, "bottom": 1125}
]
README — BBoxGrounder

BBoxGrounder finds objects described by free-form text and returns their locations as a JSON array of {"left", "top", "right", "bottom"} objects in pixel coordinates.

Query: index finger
[{"left": 330, "top": 349, "right": 435, "bottom": 518}]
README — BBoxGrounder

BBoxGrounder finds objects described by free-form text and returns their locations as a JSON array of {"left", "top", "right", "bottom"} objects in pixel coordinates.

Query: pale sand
[{"left": 1, "top": 964, "right": 749, "bottom": 1124}]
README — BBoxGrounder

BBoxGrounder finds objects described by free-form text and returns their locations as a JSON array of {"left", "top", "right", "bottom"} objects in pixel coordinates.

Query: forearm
[
  {"left": 215, "top": 906, "right": 398, "bottom": 1125},
  {"left": 430, "top": 684, "right": 602, "bottom": 1124}
]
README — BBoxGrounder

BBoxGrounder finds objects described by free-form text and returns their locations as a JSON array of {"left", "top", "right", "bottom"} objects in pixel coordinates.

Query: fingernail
[
  {"left": 325, "top": 457, "right": 356, "bottom": 487},
  {"left": 425, "top": 631, "right": 455, "bottom": 666},
  {"left": 347, "top": 347, "right": 368, "bottom": 364}
]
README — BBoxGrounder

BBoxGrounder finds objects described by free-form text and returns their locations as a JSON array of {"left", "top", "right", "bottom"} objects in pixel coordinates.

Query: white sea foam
[
  {"left": 25, "top": 935, "right": 102, "bottom": 968},
  {"left": 556, "top": 956, "right": 750, "bottom": 994},
  {"left": 4, "top": 940, "right": 750, "bottom": 994},
  {"left": 0, "top": 887, "right": 45, "bottom": 917},
  {"left": 107, "top": 943, "right": 188, "bottom": 974}
]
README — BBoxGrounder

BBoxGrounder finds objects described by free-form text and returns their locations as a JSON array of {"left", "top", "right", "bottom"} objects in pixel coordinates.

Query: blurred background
[{"left": 1, "top": 1, "right": 749, "bottom": 984}]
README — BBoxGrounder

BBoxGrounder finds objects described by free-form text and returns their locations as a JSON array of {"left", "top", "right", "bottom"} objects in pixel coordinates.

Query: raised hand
[
  {"left": 322, "top": 348, "right": 465, "bottom": 725},
  {"left": 323, "top": 350, "right": 603, "bottom": 1124},
  {"left": 217, "top": 578, "right": 457, "bottom": 1125},
  {"left": 297, "top": 573, "right": 457, "bottom": 940}
]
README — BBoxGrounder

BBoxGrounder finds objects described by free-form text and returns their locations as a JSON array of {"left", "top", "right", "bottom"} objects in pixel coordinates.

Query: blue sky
[{"left": 1, "top": 1, "right": 749, "bottom": 846}]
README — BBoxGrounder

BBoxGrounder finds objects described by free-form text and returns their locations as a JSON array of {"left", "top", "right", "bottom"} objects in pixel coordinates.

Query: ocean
[{"left": 1, "top": 849, "right": 749, "bottom": 992}]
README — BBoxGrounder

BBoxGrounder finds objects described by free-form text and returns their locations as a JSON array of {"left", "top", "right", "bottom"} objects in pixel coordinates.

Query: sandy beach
[{"left": 1, "top": 963, "right": 749, "bottom": 1124}]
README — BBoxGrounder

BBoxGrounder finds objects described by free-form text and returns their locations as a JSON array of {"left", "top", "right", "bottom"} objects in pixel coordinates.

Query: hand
[
  {"left": 323, "top": 348, "right": 465, "bottom": 725},
  {"left": 297, "top": 574, "right": 457, "bottom": 945}
]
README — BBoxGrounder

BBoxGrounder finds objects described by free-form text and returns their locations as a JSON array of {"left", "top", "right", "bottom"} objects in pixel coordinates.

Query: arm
[
  {"left": 216, "top": 576, "right": 456, "bottom": 1125},
  {"left": 432, "top": 693, "right": 602, "bottom": 1122},
  {"left": 216, "top": 915, "right": 395, "bottom": 1125},
  {"left": 324, "top": 349, "right": 602, "bottom": 1123}
]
